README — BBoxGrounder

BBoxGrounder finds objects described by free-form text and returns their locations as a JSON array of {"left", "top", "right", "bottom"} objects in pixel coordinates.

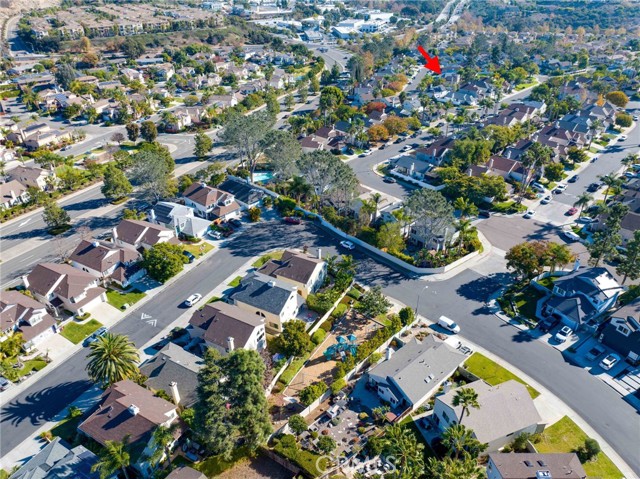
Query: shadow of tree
[{"left": 455, "top": 272, "right": 513, "bottom": 302}]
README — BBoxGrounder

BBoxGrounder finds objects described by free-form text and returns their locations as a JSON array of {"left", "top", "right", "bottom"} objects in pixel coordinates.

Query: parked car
[
  {"left": 61, "top": 145, "right": 72, "bottom": 151},
  {"left": 566, "top": 207, "right": 578, "bottom": 216},
  {"left": 577, "top": 217, "right": 597, "bottom": 224},
  {"left": 541, "top": 195, "right": 552, "bottom": 205},
  {"left": 531, "top": 182, "right": 546, "bottom": 192},
  {"left": 0, "top": 376, "right": 10, "bottom": 391},
  {"left": 568, "top": 175, "right": 579, "bottom": 183},
  {"left": 184, "top": 293, "right": 202, "bottom": 307},
  {"left": 538, "top": 316, "right": 561, "bottom": 333},
  {"left": 587, "top": 182, "right": 601, "bottom": 192},
  {"left": 207, "top": 230, "right": 222, "bottom": 239},
  {"left": 283, "top": 216, "right": 301, "bottom": 225},
  {"left": 340, "top": 240, "right": 355, "bottom": 250},
  {"left": 383, "top": 176, "right": 397, "bottom": 183},
  {"left": 478, "top": 210, "right": 491, "bottom": 218},
  {"left": 438, "top": 315, "right": 460, "bottom": 334},
  {"left": 182, "top": 251, "right": 196, "bottom": 263},
  {"left": 619, "top": 135, "right": 627, "bottom": 141},
  {"left": 401, "top": 145, "right": 412, "bottom": 152},
  {"left": 84, "top": 327, "right": 108, "bottom": 346},
  {"left": 585, "top": 345, "right": 606, "bottom": 361},
  {"left": 554, "top": 326, "right": 573, "bottom": 343},
  {"left": 599, "top": 353, "right": 621, "bottom": 370},
  {"left": 562, "top": 230, "right": 581, "bottom": 242},
  {"left": 554, "top": 183, "right": 567, "bottom": 194},
  {"left": 229, "top": 218, "right": 243, "bottom": 228},
  {"left": 523, "top": 210, "right": 535, "bottom": 219}
]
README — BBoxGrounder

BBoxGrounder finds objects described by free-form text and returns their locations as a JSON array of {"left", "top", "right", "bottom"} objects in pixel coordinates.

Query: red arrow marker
[{"left": 417, "top": 45, "right": 442, "bottom": 75}]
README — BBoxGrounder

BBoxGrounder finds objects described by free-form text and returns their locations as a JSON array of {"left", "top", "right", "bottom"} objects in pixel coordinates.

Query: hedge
[{"left": 311, "top": 329, "right": 326, "bottom": 345}]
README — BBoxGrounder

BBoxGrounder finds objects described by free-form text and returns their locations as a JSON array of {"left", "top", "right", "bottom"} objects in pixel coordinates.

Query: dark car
[
  {"left": 478, "top": 210, "right": 491, "bottom": 218},
  {"left": 229, "top": 218, "right": 243, "bottom": 228},
  {"left": 394, "top": 138, "right": 403, "bottom": 144},
  {"left": 182, "top": 251, "right": 196, "bottom": 263},
  {"left": 383, "top": 176, "right": 397, "bottom": 183},
  {"left": 283, "top": 216, "right": 301, "bottom": 225},
  {"left": 568, "top": 175, "right": 579, "bottom": 183},
  {"left": 587, "top": 182, "right": 601, "bottom": 192},
  {"left": 379, "top": 144, "right": 386, "bottom": 150},
  {"left": 0, "top": 376, "right": 9, "bottom": 391}
]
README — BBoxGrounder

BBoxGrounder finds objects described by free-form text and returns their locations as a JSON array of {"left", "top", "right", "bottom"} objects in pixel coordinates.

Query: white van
[
  {"left": 438, "top": 315, "right": 461, "bottom": 334},
  {"left": 562, "top": 230, "right": 581, "bottom": 242}
]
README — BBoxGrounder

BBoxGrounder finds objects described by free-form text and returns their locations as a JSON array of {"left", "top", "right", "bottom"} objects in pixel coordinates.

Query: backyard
[
  {"left": 106, "top": 288, "right": 146, "bottom": 310},
  {"left": 535, "top": 416, "right": 623, "bottom": 479},
  {"left": 464, "top": 352, "right": 540, "bottom": 399},
  {"left": 60, "top": 318, "right": 103, "bottom": 344}
]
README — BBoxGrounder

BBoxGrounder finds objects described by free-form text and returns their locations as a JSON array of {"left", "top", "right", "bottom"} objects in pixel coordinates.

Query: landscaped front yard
[
  {"left": 106, "top": 288, "right": 146, "bottom": 310},
  {"left": 499, "top": 285, "right": 546, "bottom": 324},
  {"left": 252, "top": 250, "right": 285, "bottom": 268},
  {"left": 60, "top": 319, "right": 103, "bottom": 344},
  {"left": 536, "top": 416, "right": 623, "bottom": 479},
  {"left": 228, "top": 276, "right": 244, "bottom": 288},
  {"left": 183, "top": 242, "right": 214, "bottom": 257},
  {"left": 464, "top": 352, "right": 540, "bottom": 399}
]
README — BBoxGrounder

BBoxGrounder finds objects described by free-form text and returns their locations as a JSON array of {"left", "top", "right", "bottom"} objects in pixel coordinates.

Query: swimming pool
[{"left": 253, "top": 172, "right": 273, "bottom": 183}]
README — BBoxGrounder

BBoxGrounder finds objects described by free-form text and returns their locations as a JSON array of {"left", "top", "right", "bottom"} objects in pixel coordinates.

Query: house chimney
[
  {"left": 149, "top": 209, "right": 156, "bottom": 222},
  {"left": 22, "top": 275, "right": 29, "bottom": 289},
  {"left": 317, "top": 248, "right": 322, "bottom": 260},
  {"left": 169, "top": 382, "right": 180, "bottom": 405},
  {"left": 226, "top": 336, "right": 235, "bottom": 352},
  {"left": 112, "top": 226, "right": 118, "bottom": 240},
  {"left": 128, "top": 404, "right": 139, "bottom": 416},
  {"left": 268, "top": 280, "right": 276, "bottom": 288},
  {"left": 386, "top": 347, "right": 393, "bottom": 360}
]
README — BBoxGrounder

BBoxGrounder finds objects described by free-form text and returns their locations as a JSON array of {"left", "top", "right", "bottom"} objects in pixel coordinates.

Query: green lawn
[
  {"left": 207, "top": 296, "right": 221, "bottom": 303},
  {"left": 274, "top": 440, "right": 327, "bottom": 477},
  {"left": 464, "top": 352, "right": 540, "bottom": 399},
  {"left": 106, "top": 288, "right": 146, "bottom": 310},
  {"left": 183, "top": 242, "right": 214, "bottom": 257},
  {"left": 195, "top": 446, "right": 250, "bottom": 477},
  {"left": 512, "top": 287, "right": 546, "bottom": 323},
  {"left": 228, "top": 276, "right": 244, "bottom": 287},
  {"left": 515, "top": 79, "right": 538, "bottom": 90},
  {"left": 536, "top": 276, "right": 558, "bottom": 290},
  {"left": 50, "top": 415, "right": 84, "bottom": 444},
  {"left": 60, "top": 319, "right": 103, "bottom": 344},
  {"left": 17, "top": 357, "right": 48, "bottom": 377},
  {"left": 252, "top": 250, "right": 285, "bottom": 268},
  {"left": 536, "top": 416, "right": 623, "bottom": 479}
]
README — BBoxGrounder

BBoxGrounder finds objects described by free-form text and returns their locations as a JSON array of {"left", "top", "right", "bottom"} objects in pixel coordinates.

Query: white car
[
  {"left": 562, "top": 230, "right": 581, "bottom": 242},
  {"left": 523, "top": 210, "right": 535, "bottom": 219},
  {"left": 619, "top": 135, "right": 627, "bottom": 141},
  {"left": 207, "top": 230, "right": 222, "bottom": 240},
  {"left": 340, "top": 240, "right": 355, "bottom": 250},
  {"left": 541, "top": 195, "right": 552, "bottom": 205},
  {"left": 554, "top": 183, "right": 567, "bottom": 194},
  {"left": 599, "top": 353, "right": 620, "bottom": 370},
  {"left": 185, "top": 294, "right": 202, "bottom": 307},
  {"left": 401, "top": 145, "right": 412, "bottom": 152},
  {"left": 554, "top": 326, "right": 573, "bottom": 343}
]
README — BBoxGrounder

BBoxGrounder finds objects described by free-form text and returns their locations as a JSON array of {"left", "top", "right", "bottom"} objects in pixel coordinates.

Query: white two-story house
[{"left": 182, "top": 182, "right": 242, "bottom": 221}]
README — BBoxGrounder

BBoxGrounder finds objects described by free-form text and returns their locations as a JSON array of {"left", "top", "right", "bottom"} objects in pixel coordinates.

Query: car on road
[
  {"left": 577, "top": 216, "right": 598, "bottom": 224},
  {"left": 84, "top": 327, "right": 108, "bottom": 346},
  {"left": 562, "top": 229, "right": 581, "bottom": 242},
  {"left": 379, "top": 144, "right": 386, "bottom": 150},
  {"left": 283, "top": 216, "right": 301, "bottom": 225},
  {"left": 566, "top": 207, "right": 578, "bottom": 216},
  {"left": 229, "top": 218, "right": 243, "bottom": 228},
  {"left": 554, "top": 183, "right": 567, "bottom": 194},
  {"left": 541, "top": 195, "right": 552, "bottom": 205},
  {"left": 624, "top": 171, "right": 637, "bottom": 179},
  {"left": 394, "top": 138, "right": 403, "bottom": 144},
  {"left": 587, "top": 182, "right": 601, "bottom": 192},
  {"left": 184, "top": 294, "right": 202, "bottom": 307},
  {"left": 633, "top": 115, "right": 639, "bottom": 121},
  {"left": 207, "top": 230, "right": 222, "bottom": 239},
  {"left": 523, "top": 210, "right": 535, "bottom": 219},
  {"left": 61, "top": 145, "right": 72, "bottom": 151},
  {"left": 383, "top": 176, "right": 396, "bottom": 183},
  {"left": 340, "top": 240, "right": 355, "bottom": 250},
  {"left": 619, "top": 135, "right": 627, "bottom": 141},
  {"left": 599, "top": 353, "right": 620, "bottom": 370},
  {"left": 555, "top": 326, "right": 573, "bottom": 343},
  {"left": 568, "top": 175, "right": 579, "bottom": 183},
  {"left": 0, "top": 376, "right": 10, "bottom": 391},
  {"left": 478, "top": 210, "right": 491, "bottom": 218},
  {"left": 438, "top": 315, "right": 461, "bottom": 334},
  {"left": 401, "top": 145, "right": 412, "bottom": 152}
]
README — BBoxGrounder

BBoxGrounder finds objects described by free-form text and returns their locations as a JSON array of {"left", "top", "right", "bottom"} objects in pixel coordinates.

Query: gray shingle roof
[
  {"left": 488, "top": 453, "right": 586, "bottom": 479},
  {"left": 10, "top": 437, "right": 99, "bottom": 479},
  {"left": 229, "top": 272, "right": 297, "bottom": 316},
  {"left": 189, "top": 302, "right": 264, "bottom": 351}
]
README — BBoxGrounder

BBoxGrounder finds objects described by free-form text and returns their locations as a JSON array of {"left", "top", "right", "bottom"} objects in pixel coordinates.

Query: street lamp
[{"left": 415, "top": 285, "right": 429, "bottom": 318}]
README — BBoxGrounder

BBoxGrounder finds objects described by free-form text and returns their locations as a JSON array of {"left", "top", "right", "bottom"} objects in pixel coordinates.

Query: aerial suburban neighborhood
[{"left": 0, "top": 0, "right": 639, "bottom": 478}]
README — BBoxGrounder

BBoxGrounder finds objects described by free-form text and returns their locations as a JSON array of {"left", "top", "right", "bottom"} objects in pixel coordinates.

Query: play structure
[{"left": 323, "top": 334, "right": 358, "bottom": 361}]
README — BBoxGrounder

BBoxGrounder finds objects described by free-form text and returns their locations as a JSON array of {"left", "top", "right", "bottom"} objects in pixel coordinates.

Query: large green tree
[
  {"left": 125, "top": 123, "right": 140, "bottom": 143},
  {"left": 101, "top": 164, "right": 133, "bottom": 201},
  {"left": 128, "top": 143, "right": 176, "bottom": 201},
  {"left": 42, "top": 200, "right": 70, "bottom": 231},
  {"left": 278, "top": 319, "right": 313, "bottom": 358},
  {"left": 194, "top": 131, "right": 213, "bottom": 159},
  {"left": 195, "top": 349, "right": 272, "bottom": 460},
  {"left": 262, "top": 130, "right": 302, "bottom": 181},
  {"left": 86, "top": 333, "right": 140, "bottom": 387},
  {"left": 404, "top": 189, "right": 455, "bottom": 248},
  {"left": 441, "top": 424, "right": 487, "bottom": 460},
  {"left": 383, "top": 424, "right": 425, "bottom": 479},
  {"left": 617, "top": 230, "right": 640, "bottom": 284},
  {"left": 356, "top": 285, "right": 391, "bottom": 319},
  {"left": 142, "top": 243, "right": 186, "bottom": 283},
  {"left": 140, "top": 121, "right": 158, "bottom": 143}
]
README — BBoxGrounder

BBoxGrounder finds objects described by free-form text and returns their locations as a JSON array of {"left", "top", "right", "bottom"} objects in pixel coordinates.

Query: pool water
[{"left": 253, "top": 172, "right": 273, "bottom": 183}]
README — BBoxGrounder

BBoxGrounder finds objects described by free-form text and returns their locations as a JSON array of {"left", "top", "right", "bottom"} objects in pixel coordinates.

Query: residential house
[
  {"left": 25, "top": 130, "right": 71, "bottom": 150},
  {"left": 188, "top": 302, "right": 266, "bottom": 355},
  {"left": 367, "top": 336, "right": 466, "bottom": 412},
  {"left": 78, "top": 380, "right": 181, "bottom": 477},
  {"left": 392, "top": 155, "right": 432, "bottom": 182},
  {"left": 229, "top": 271, "right": 303, "bottom": 334},
  {"left": 415, "top": 137, "right": 455, "bottom": 166},
  {"left": 0, "top": 290, "right": 57, "bottom": 350},
  {"left": 299, "top": 135, "right": 324, "bottom": 153},
  {"left": 69, "top": 239, "right": 144, "bottom": 288},
  {"left": 164, "top": 109, "right": 192, "bottom": 132},
  {"left": 207, "top": 93, "right": 238, "bottom": 110},
  {"left": 6, "top": 123, "right": 50, "bottom": 145},
  {"left": 9, "top": 437, "right": 99, "bottom": 479},
  {"left": 149, "top": 202, "right": 211, "bottom": 239},
  {"left": 592, "top": 189, "right": 640, "bottom": 247},
  {"left": 6, "top": 166, "right": 56, "bottom": 191},
  {"left": 433, "top": 380, "right": 544, "bottom": 452},
  {"left": 154, "top": 63, "right": 175, "bottom": 81},
  {"left": 486, "top": 453, "right": 586, "bottom": 479},
  {"left": 216, "top": 178, "right": 265, "bottom": 209},
  {"left": 23, "top": 263, "right": 107, "bottom": 317},
  {"left": 121, "top": 68, "right": 145, "bottom": 83},
  {"left": 113, "top": 219, "right": 178, "bottom": 251},
  {"left": 540, "top": 267, "right": 624, "bottom": 330},
  {"left": 141, "top": 343, "right": 203, "bottom": 407},
  {"left": 257, "top": 249, "right": 326, "bottom": 298},
  {"left": 599, "top": 298, "right": 640, "bottom": 365},
  {"left": 351, "top": 87, "right": 375, "bottom": 107},
  {"left": 0, "top": 180, "right": 29, "bottom": 209},
  {"left": 182, "top": 182, "right": 241, "bottom": 221}
]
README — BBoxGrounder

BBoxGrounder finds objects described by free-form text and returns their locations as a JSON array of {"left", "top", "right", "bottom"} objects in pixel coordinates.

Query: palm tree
[
  {"left": 86, "top": 333, "right": 140, "bottom": 387},
  {"left": 599, "top": 173, "right": 623, "bottom": 203},
  {"left": 91, "top": 437, "right": 132, "bottom": 479},
  {"left": 588, "top": 119, "right": 603, "bottom": 149},
  {"left": 621, "top": 153, "right": 639, "bottom": 172},
  {"left": 392, "top": 208, "right": 413, "bottom": 238},
  {"left": 359, "top": 199, "right": 376, "bottom": 225},
  {"left": 452, "top": 387, "right": 480, "bottom": 425},
  {"left": 520, "top": 143, "right": 553, "bottom": 202},
  {"left": 441, "top": 424, "right": 477, "bottom": 460},
  {"left": 383, "top": 424, "right": 425, "bottom": 479},
  {"left": 545, "top": 242, "right": 576, "bottom": 272},
  {"left": 456, "top": 219, "right": 476, "bottom": 253},
  {"left": 147, "top": 424, "right": 178, "bottom": 469},
  {"left": 288, "top": 176, "right": 311, "bottom": 202},
  {"left": 370, "top": 192, "right": 382, "bottom": 222},
  {"left": 573, "top": 193, "right": 593, "bottom": 216},
  {"left": 453, "top": 197, "right": 478, "bottom": 219},
  {"left": 21, "top": 86, "right": 39, "bottom": 111}
]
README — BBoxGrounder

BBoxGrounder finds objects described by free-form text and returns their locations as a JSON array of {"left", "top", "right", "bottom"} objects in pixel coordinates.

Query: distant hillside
[{"left": 0, "top": 0, "right": 60, "bottom": 19}]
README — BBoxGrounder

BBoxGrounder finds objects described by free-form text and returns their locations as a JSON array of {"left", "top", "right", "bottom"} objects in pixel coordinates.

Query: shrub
[
  {"left": 331, "top": 303, "right": 348, "bottom": 319},
  {"left": 398, "top": 307, "right": 415, "bottom": 326},
  {"left": 311, "top": 329, "right": 326, "bottom": 345},
  {"left": 369, "top": 352, "right": 383, "bottom": 364},
  {"left": 307, "top": 289, "right": 340, "bottom": 314},
  {"left": 248, "top": 206, "right": 261, "bottom": 222},
  {"left": 299, "top": 382, "right": 326, "bottom": 406},
  {"left": 275, "top": 196, "right": 297, "bottom": 215},
  {"left": 279, "top": 434, "right": 298, "bottom": 449},
  {"left": 578, "top": 438, "right": 601, "bottom": 462},
  {"left": 331, "top": 378, "right": 347, "bottom": 395},
  {"left": 388, "top": 249, "right": 415, "bottom": 265}
]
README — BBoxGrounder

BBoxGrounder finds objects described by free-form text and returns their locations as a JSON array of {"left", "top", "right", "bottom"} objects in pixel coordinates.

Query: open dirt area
[
  {"left": 216, "top": 455, "right": 292, "bottom": 479},
  {"left": 0, "top": 0, "right": 60, "bottom": 18}
]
